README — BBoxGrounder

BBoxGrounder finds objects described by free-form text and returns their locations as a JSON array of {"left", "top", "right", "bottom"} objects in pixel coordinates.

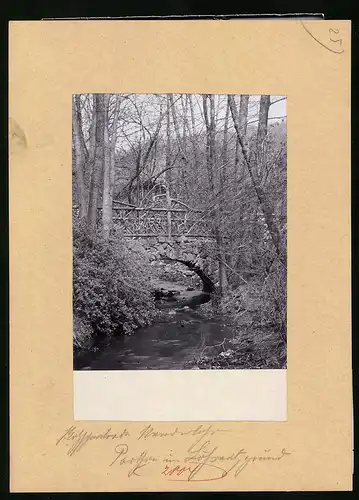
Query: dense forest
[{"left": 72, "top": 93, "right": 287, "bottom": 370}]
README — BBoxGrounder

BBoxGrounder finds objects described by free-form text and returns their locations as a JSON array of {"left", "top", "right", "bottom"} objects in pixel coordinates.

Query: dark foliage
[{"left": 73, "top": 219, "right": 157, "bottom": 348}]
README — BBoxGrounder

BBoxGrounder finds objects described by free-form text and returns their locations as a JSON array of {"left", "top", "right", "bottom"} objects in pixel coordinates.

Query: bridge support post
[
  {"left": 167, "top": 209, "right": 172, "bottom": 238},
  {"left": 165, "top": 183, "right": 172, "bottom": 238}
]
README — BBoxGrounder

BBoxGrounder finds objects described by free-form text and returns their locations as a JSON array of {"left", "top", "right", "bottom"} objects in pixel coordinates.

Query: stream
[{"left": 74, "top": 280, "right": 234, "bottom": 370}]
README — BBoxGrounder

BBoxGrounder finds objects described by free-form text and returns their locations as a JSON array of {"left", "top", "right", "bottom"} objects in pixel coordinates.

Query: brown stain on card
[{"left": 9, "top": 118, "right": 27, "bottom": 154}]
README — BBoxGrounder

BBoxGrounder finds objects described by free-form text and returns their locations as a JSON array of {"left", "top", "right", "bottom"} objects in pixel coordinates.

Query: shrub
[
  {"left": 213, "top": 257, "right": 287, "bottom": 369},
  {"left": 73, "top": 315, "right": 93, "bottom": 350},
  {"left": 73, "top": 219, "right": 157, "bottom": 348},
  {"left": 184, "top": 326, "right": 287, "bottom": 370},
  {"left": 222, "top": 258, "right": 286, "bottom": 332}
]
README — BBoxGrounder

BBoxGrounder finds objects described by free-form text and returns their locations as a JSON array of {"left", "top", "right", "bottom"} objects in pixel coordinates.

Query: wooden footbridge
[
  {"left": 72, "top": 197, "right": 215, "bottom": 238},
  {"left": 111, "top": 201, "right": 213, "bottom": 238}
]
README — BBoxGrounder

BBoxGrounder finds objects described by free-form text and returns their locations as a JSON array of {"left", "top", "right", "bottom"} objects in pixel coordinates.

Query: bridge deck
[
  {"left": 122, "top": 234, "right": 215, "bottom": 238},
  {"left": 73, "top": 204, "right": 214, "bottom": 238}
]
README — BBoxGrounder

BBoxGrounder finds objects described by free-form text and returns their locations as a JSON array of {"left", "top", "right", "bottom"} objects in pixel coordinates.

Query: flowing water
[{"left": 74, "top": 280, "right": 234, "bottom": 370}]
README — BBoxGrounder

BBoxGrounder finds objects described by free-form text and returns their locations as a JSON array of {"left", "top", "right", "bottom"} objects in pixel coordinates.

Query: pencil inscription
[
  {"left": 301, "top": 21, "right": 344, "bottom": 54},
  {"left": 55, "top": 424, "right": 292, "bottom": 481}
]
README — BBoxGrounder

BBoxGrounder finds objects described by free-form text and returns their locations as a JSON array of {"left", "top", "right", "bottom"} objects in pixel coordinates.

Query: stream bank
[
  {"left": 73, "top": 277, "right": 286, "bottom": 370},
  {"left": 73, "top": 279, "right": 234, "bottom": 370}
]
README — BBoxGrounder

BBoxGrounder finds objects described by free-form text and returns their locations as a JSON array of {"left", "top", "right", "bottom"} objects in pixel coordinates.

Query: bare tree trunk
[
  {"left": 181, "top": 94, "right": 189, "bottom": 143},
  {"left": 216, "top": 96, "right": 228, "bottom": 293},
  {"left": 222, "top": 98, "right": 230, "bottom": 178},
  {"left": 234, "top": 95, "right": 249, "bottom": 182},
  {"left": 228, "top": 94, "right": 283, "bottom": 260},
  {"left": 169, "top": 94, "right": 188, "bottom": 198},
  {"left": 231, "top": 97, "right": 248, "bottom": 270},
  {"left": 169, "top": 94, "right": 186, "bottom": 160},
  {"left": 74, "top": 95, "right": 88, "bottom": 159},
  {"left": 142, "top": 109, "right": 163, "bottom": 166},
  {"left": 234, "top": 138, "right": 240, "bottom": 184},
  {"left": 208, "top": 95, "right": 216, "bottom": 183},
  {"left": 188, "top": 94, "right": 200, "bottom": 171},
  {"left": 102, "top": 94, "right": 112, "bottom": 241},
  {"left": 239, "top": 95, "right": 249, "bottom": 136},
  {"left": 72, "top": 96, "right": 87, "bottom": 219},
  {"left": 87, "top": 93, "right": 105, "bottom": 233},
  {"left": 216, "top": 231, "right": 228, "bottom": 294},
  {"left": 165, "top": 95, "right": 172, "bottom": 237},
  {"left": 202, "top": 95, "right": 214, "bottom": 192},
  {"left": 257, "top": 95, "right": 270, "bottom": 148},
  {"left": 136, "top": 148, "right": 141, "bottom": 205},
  {"left": 203, "top": 94, "right": 228, "bottom": 295},
  {"left": 82, "top": 95, "right": 97, "bottom": 207},
  {"left": 110, "top": 95, "right": 120, "bottom": 196},
  {"left": 256, "top": 95, "right": 271, "bottom": 182},
  {"left": 180, "top": 94, "right": 189, "bottom": 200},
  {"left": 129, "top": 107, "right": 163, "bottom": 205}
]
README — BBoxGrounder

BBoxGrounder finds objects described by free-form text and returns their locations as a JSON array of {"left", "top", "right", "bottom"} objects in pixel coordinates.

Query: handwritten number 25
[{"left": 329, "top": 28, "right": 343, "bottom": 47}]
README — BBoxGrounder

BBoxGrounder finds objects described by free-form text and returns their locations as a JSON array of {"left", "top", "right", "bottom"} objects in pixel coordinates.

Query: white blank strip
[{"left": 74, "top": 369, "right": 287, "bottom": 421}]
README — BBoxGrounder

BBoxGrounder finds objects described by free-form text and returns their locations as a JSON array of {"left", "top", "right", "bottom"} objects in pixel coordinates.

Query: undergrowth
[
  {"left": 187, "top": 259, "right": 287, "bottom": 369},
  {"left": 73, "top": 219, "right": 157, "bottom": 349}
]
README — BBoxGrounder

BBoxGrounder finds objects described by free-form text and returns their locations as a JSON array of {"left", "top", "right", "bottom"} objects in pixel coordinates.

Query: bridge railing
[
  {"left": 112, "top": 206, "right": 213, "bottom": 238},
  {"left": 72, "top": 205, "right": 214, "bottom": 238}
]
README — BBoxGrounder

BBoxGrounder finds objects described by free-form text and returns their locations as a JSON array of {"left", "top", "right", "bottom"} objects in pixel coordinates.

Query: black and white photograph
[{"left": 72, "top": 93, "right": 287, "bottom": 372}]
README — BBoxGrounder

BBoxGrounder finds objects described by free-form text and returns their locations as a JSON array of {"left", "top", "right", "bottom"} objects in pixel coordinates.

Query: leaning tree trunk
[
  {"left": 72, "top": 96, "right": 87, "bottom": 219},
  {"left": 87, "top": 93, "right": 105, "bottom": 234},
  {"left": 234, "top": 95, "right": 249, "bottom": 181},
  {"left": 102, "top": 94, "right": 112, "bottom": 241},
  {"left": 228, "top": 94, "right": 283, "bottom": 261},
  {"left": 256, "top": 95, "right": 271, "bottom": 181}
]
